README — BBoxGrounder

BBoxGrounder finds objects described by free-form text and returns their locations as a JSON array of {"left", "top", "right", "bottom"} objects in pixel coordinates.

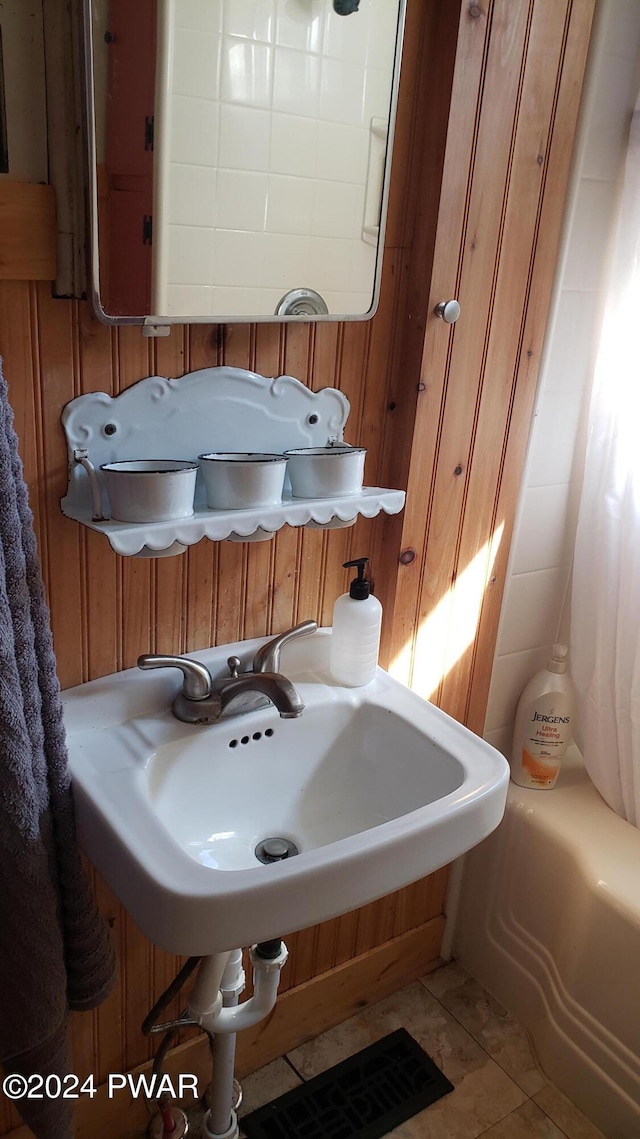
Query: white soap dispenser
[{"left": 330, "top": 557, "right": 382, "bottom": 687}]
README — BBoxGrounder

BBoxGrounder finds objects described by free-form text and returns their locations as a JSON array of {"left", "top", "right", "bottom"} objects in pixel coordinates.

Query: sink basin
[{"left": 63, "top": 630, "right": 509, "bottom": 954}]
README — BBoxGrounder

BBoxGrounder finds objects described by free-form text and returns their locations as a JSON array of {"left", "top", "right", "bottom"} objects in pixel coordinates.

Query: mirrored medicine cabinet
[{"left": 84, "top": 0, "right": 407, "bottom": 328}]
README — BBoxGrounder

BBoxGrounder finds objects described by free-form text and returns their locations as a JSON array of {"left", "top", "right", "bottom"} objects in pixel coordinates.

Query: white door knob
[{"left": 434, "top": 299, "right": 461, "bottom": 323}]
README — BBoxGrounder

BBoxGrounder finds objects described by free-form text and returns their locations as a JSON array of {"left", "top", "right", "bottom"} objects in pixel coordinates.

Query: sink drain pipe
[{"left": 188, "top": 940, "right": 289, "bottom": 1139}]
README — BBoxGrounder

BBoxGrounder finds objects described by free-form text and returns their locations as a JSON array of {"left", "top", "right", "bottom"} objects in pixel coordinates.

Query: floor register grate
[{"left": 242, "top": 1028, "right": 454, "bottom": 1139}]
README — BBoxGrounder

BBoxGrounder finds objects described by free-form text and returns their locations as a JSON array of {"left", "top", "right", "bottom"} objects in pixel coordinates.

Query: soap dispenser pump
[{"left": 329, "top": 557, "right": 382, "bottom": 687}]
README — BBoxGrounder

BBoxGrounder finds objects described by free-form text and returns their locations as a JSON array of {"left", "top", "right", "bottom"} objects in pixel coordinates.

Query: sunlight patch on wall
[{"left": 390, "top": 522, "right": 504, "bottom": 703}]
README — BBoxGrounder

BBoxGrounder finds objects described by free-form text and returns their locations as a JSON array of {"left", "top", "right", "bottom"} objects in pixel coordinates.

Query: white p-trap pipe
[{"left": 196, "top": 943, "right": 288, "bottom": 1037}]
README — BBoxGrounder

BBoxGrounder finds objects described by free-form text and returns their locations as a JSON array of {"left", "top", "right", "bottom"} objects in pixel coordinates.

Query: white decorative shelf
[
  {"left": 60, "top": 366, "right": 405, "bottom": 557},
  {"left": 62, "top": 489, "right": 404, "bottom": 556}
]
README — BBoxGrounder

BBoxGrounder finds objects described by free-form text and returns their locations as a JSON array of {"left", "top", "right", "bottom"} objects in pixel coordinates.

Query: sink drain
[{"left": 255, "top": 837, "right": 299, "bottom": 864}]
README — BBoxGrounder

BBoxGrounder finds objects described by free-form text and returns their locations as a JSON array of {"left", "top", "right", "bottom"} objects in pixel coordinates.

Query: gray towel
[{"left": 0, "top": 361, "right": 115, "bottom": 1137}]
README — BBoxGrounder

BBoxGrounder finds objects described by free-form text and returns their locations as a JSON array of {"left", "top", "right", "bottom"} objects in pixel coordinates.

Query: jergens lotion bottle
[{"left": 511, "top": 644, "right": 575, "bottom": 789}]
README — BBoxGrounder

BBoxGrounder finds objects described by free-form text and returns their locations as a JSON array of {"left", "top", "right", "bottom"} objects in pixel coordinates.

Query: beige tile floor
[{"left": 236, "top": 961, "right": 606, "bottom": 1139}]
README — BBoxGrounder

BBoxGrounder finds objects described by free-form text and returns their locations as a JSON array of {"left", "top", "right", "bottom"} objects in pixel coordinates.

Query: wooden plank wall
[
  {"left": 378, "top": 0, "right": 595, "bottom": 732},
  {"left": 0, "top": 0, "right": 595, "bottom": 1133}
]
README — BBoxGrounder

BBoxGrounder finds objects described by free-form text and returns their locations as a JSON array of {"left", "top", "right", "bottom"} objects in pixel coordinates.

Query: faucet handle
[
  {"left": 137, "top": 654, "right": 212, "bottom": 700},
  {"left": 253, "top": 619, "right": 318, "bottom": 674},
  {"left": 227, "top": 656, "right": 241, "bottom": 678}
]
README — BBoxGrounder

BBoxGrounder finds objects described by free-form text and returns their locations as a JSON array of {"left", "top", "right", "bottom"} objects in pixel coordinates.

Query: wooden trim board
[
  {"left": 4, "top": 918, "right": 443, "bottom": 1139},
  {"left": 0, "top": 183, "right": 56, "bottom": 280}
]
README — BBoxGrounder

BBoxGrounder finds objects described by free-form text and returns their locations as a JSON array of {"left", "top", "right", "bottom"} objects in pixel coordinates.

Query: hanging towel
[{"left": 0, "top": 361, "right": 115, "bottom": 1138}]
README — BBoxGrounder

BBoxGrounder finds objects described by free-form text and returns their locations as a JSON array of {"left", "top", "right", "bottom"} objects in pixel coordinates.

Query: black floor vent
[{"left": 242, "top": 1027, "right": 454, "bottom": 1139}]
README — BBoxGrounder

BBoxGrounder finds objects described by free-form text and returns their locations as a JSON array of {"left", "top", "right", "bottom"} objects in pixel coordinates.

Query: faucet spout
[{"left": 219, "top": 672, "right": 304, "bottom": 719}]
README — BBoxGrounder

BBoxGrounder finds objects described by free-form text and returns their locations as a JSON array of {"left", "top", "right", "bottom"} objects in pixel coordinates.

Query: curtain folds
[{"left": 571, "top": 99, "right": 640, "bottom": 826}]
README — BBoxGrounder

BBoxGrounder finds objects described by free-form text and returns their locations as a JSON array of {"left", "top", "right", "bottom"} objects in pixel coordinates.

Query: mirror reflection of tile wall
[{"left": 155, "top": 0, "right": 397, "bottom": 318}]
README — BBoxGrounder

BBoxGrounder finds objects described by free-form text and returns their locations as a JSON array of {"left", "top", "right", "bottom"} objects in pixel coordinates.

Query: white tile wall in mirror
[{"left": 87, "top": 0, "right": 405, "bottom": 325}]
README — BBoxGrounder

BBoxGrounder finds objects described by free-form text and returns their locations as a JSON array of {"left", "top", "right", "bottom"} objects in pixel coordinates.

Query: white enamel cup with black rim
[
  {"left": 199, "top": 452, "right": 288, "bottom": 510},
  {"left": 100, "top": 459, "right": 199, "bottom": 523},
  {"left": 283, "top": 445, "right": 366, "bottom": 498}
]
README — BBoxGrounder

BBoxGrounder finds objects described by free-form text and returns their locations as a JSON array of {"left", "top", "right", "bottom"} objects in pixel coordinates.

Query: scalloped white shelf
[
  {"left": 60, "top": 367, "right": 405, "bottom": 557},
  {"left": 62, "top": 489, "right": 405, "bottom": 556}
]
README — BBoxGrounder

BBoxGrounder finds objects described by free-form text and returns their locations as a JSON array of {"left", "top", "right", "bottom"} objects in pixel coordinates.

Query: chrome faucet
[
  {"left": 137, "top": 620, "right": 317, "bottom": 725},
  {"left": 217, "top": 668, "right": 304, "bottom": 720}
]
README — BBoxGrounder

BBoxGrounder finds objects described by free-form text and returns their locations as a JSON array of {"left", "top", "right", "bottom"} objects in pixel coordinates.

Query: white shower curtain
[{"left": 571, "top": 98, "right": 640, "bottom": 827}]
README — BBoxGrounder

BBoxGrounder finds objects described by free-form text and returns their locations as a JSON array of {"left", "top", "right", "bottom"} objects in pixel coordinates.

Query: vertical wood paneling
[
  {"left": 77, "top": 305, "right": 120, "bottom": 685},
  {"left": 118, "top": 330, "right": 154, "bottom": 673},
  {"left": 0, "top": 0, "right": 595, "bottom": 1125},
  {"left": 383, "top": 0, "right": 595, "bottom": 747},
  {"left": 465, "top": 0, "right": 597, "bottom": 733},
  {"left": 413, "top": 0, "right": 536, "bottom": 700},
  {"left": 184, "top": 326, "right": 222, "bottom": 652},
  {"left": 389, "top": 0, "right": 534, "bottom": 693},
  {"left": 374, "top": 0, "right": 475, "bottom": 648},
  {"left": 440, "top": 0, "right": 574, "bottom": 721},
  {"left": 154, "top": 330, "right": 188, "bottom": 657},
  {"left": 34, "top": 285, "right": 85, "bottom": 684}
]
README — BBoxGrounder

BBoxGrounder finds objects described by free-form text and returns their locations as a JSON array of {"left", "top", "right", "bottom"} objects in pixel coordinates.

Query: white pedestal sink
[{"left": 63, "top": 629, "right": 509, "bottom": 954}]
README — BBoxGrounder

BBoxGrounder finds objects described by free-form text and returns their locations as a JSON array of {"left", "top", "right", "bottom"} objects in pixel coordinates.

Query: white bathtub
[{"left": 453, "top": 746, "right": 640, "bottom": 1138}]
